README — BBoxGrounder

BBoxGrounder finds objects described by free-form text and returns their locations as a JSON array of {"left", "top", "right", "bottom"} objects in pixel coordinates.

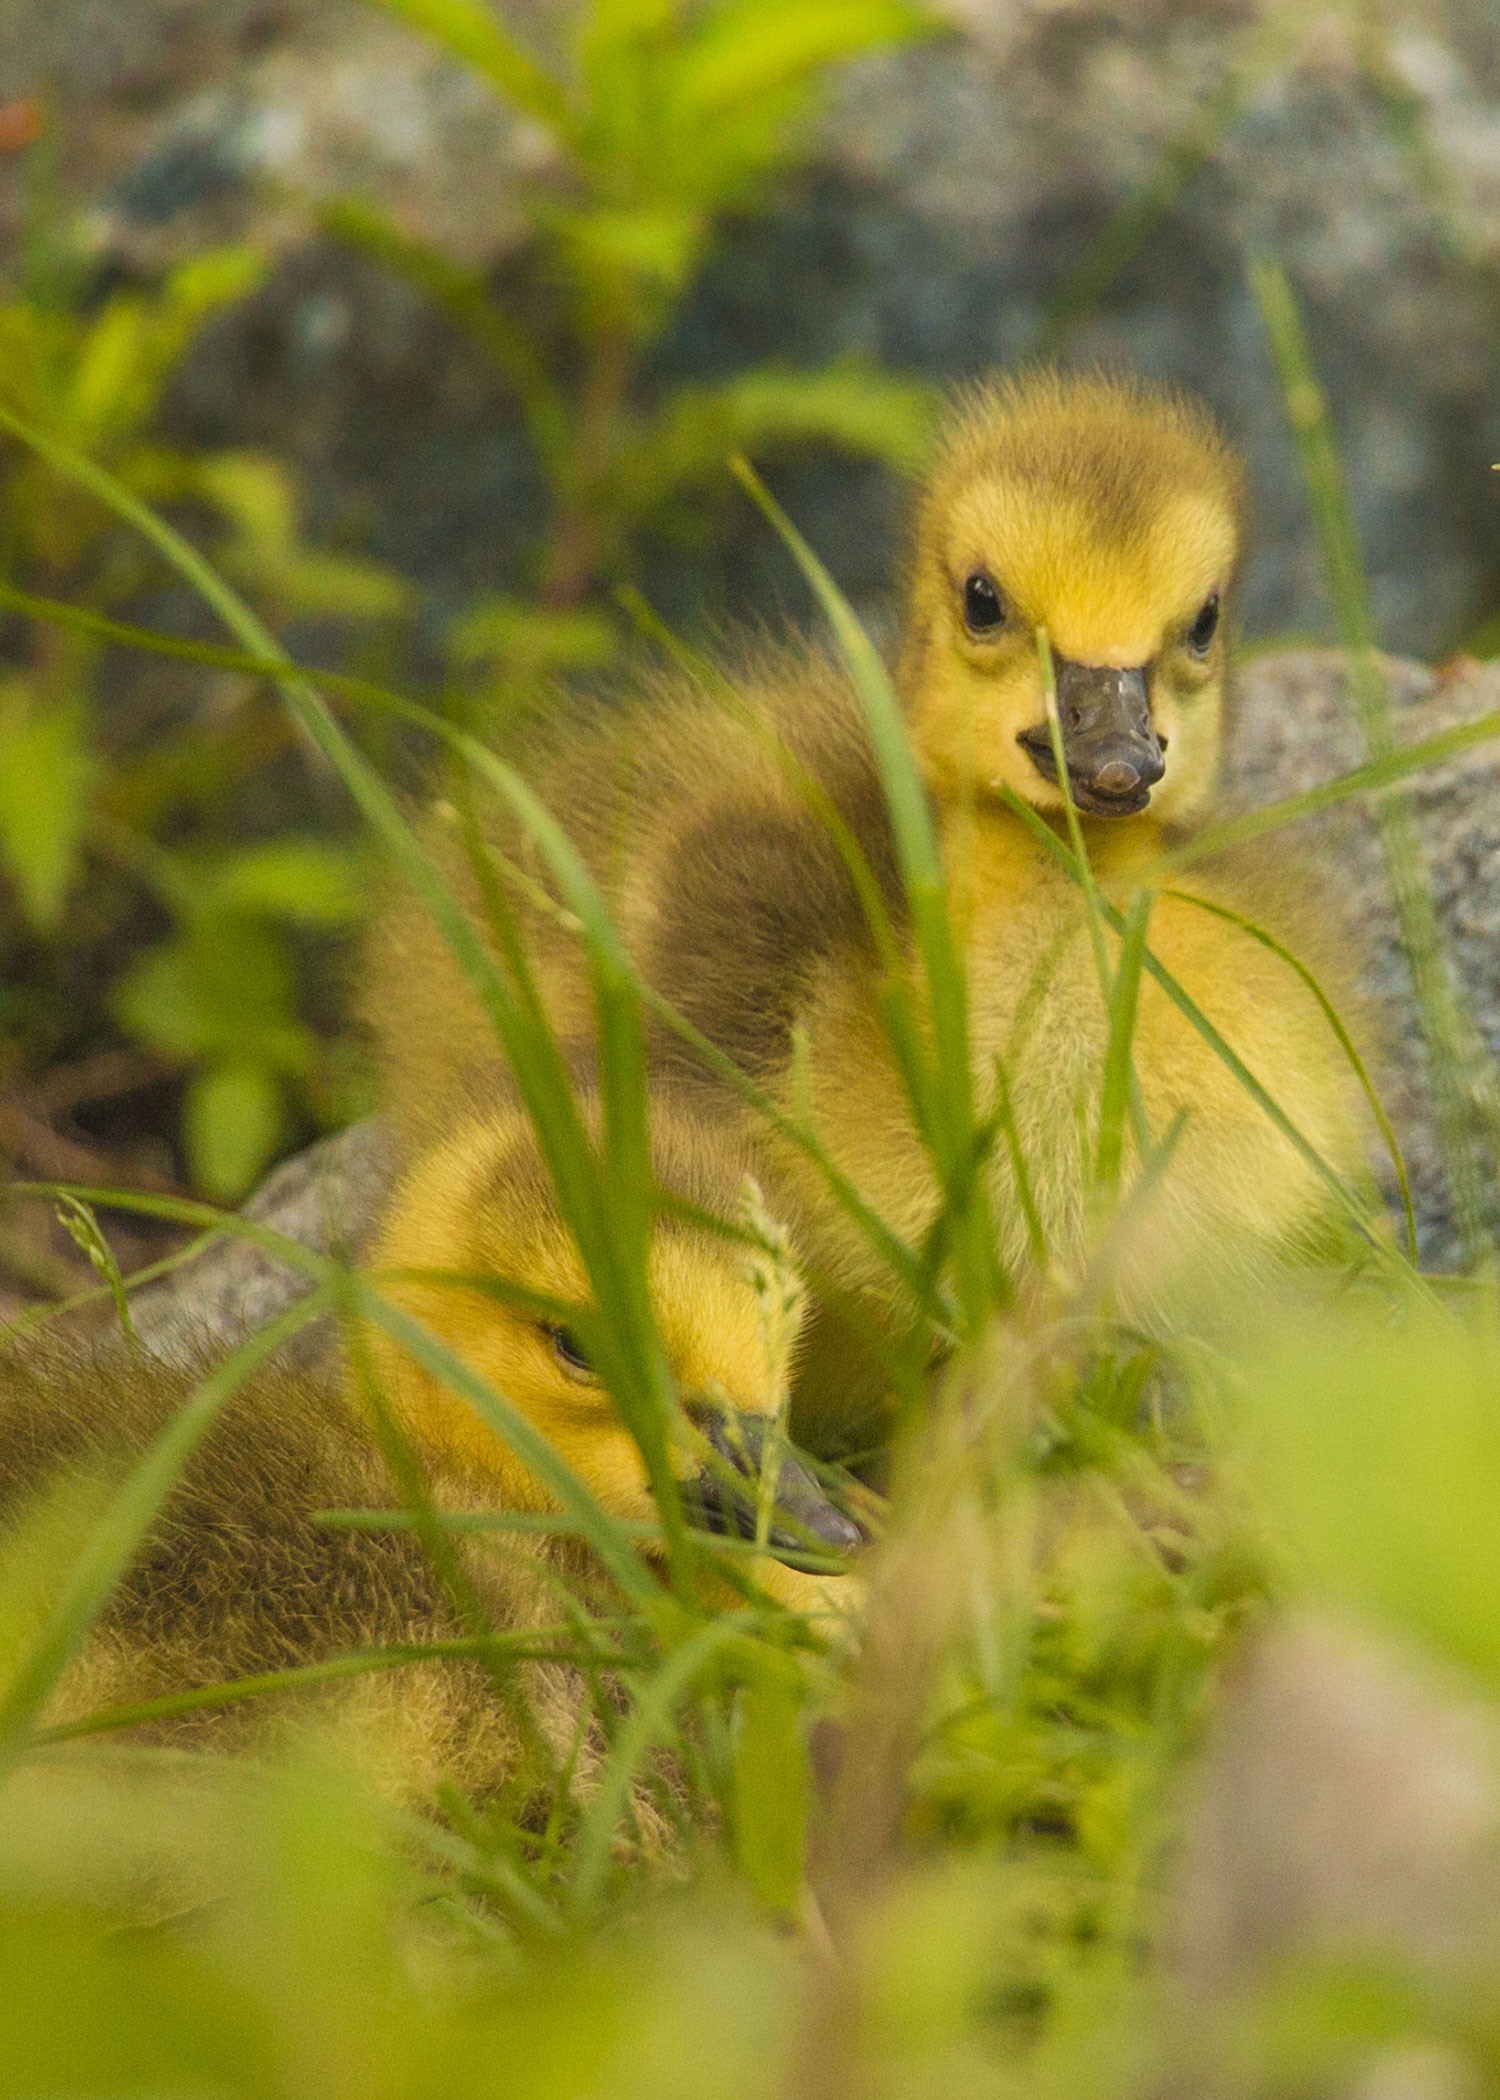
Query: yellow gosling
[
  {"left": 363, "top": 369, "right": 1372, "bottom": 1421},
  {"left": 0, "top": 1089, "right": 860, "bottom": 1799}
]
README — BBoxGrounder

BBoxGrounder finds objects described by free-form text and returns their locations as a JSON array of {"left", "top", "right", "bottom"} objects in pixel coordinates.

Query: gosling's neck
[{"left": 928, "top": 774, "right": 1177, "bottom": 914}]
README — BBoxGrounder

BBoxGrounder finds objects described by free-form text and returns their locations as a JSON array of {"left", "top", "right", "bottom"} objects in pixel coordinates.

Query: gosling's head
[
  {"left": 901, "top": 369, "right": 1244, "bottom": 829},
  {"left": 368, "top": 1084, "right": 856, "bottom": 1564}
]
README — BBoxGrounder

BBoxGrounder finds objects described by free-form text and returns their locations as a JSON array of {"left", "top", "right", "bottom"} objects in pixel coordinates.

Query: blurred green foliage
[
  {"left": 7, "top": 6, "right": 1500, "bottom": 2096},
  {"left": 338, "top": 0, "right": 939, "bottom": 716},
  {"left": 0, "top": 180, "right": 404, "bottom": 1198},
  {"left": 0, "top": 0, "right": 940, "bottom": 1209}
]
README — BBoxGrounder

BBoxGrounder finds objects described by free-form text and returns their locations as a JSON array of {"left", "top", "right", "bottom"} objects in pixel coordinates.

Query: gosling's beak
[
  {"left": 1017, "top": 658, "right": 1165, "bottom": 816},
  {"left": 682, "top": 1407, "right": 862, "bottom": 1563}
]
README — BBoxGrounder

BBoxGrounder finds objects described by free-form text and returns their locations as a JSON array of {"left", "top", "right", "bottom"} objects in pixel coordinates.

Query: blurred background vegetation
[
  {"left": 2, "top": 0, "right": 1499, "bottom": 1265},
  {"left": 3, "top": 4, "right": 1500, "bottom": 2092}
]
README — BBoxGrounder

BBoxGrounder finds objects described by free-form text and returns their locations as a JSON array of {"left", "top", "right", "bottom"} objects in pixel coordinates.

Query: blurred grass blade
[
  {"left": 731, "top": 455, "right": 997, "bottom": 1330},
  {"left": 1096, "top": 888, "right": 1152, "bottom": 1195},
  {"left": 29, "top": 1629, "right": 605, "bottom": 1747},
  {"left": 733, "top": 1658, "right": 809, "bottom": 1916},
  {"left": 0, "top": 1286, "right": 333, "bottom": 1754},
  {"left": 1034, "top": 5, "right": 1304, "bottom": 357},
  {"left": 1251, "top": 255, "right": 1500, "bottom": 1263},
  {"left": 569, "top": 1616, "right": 745, "bottom": 1918},
  {"left": 362, "top": 0, "right": 571, "bottom": 134},
  {"left": 997, "top": 787, "right": 1396, "bottom": 1262}
]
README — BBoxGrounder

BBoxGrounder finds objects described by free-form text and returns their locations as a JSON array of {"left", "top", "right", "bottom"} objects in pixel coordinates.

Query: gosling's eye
[
  {"left": 962, "top": 570, "right": 1007, "bottom": 636},
  {"left": 544, "top": 1324, "right": 596, "bottom": 1381},
  {"left": 1186, "top": 593, "right": 1221, "bottom": 655}
]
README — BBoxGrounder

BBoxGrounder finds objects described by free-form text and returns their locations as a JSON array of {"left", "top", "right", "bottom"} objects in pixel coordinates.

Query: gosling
[
  {"left": 365, "top": 370, "right": 1369, "bottom": 1388},
  {"left": 0, "top": 1082, "right": 859, "bottom": 1800}
]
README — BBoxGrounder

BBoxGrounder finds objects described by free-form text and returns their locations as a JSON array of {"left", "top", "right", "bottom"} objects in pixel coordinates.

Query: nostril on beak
[{"left": 1095, "top": 759, "right": 1140, "bottom": 796}]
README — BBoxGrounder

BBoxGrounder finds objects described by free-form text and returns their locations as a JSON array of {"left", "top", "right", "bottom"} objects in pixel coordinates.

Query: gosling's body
[
  {"left": 365, "top": 370, "right": 1368, "bottom": 1386},
  {"left": 0, "top": 1339, "right": 540, "bottom": 1800}
]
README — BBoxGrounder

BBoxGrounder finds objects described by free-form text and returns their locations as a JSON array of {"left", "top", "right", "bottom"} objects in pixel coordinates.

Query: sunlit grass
[{"left": 1, "top": 262, "right": 1500, "bottom": 2100}]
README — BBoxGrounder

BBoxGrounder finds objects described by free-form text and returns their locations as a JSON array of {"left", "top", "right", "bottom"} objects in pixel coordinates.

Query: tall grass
[{"left": 3, "top": 279, "right": 1500, "bottom": 2098}]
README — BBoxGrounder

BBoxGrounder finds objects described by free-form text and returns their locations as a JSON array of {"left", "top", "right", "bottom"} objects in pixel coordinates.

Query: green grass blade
[
  {"left": 0, "top": 1229, "right": 218, "bottom": 1344},
  {"left": 26, "top": 1630, "right": 610, "bottom": 1747},
  {"left": 1160, "top": 887, "right": 1418, "bottom": 1263},
  {"left": 1251, "top": 255, "right": 1500, "bottom": 1263},
  {"left": 360, "top": 0, "right": 571, "bottom": 134},
  {"left": 1037, "top": 628, "right": 1116, "bottom": 1010},
  {"left": 1156, "top": 707, "right": 1500, "bottom": 873},
  {"left": 1096, "top": 888, "right": 1152, "bottom": 1195},
  {"left": 568, "top": 1615, "right": 746, "bottom": 1919},
  {"left": 988, "top": 1055, "right": 1047, "bottom": 1270},
  {"left": 997, "top": 787, "right": 1398, "bottom": 1263},
  {"left": 731, "top": 456, "right": 995, "bottom": 1330},
  {"left": 0, "top": 1285, "right": 334, "bottom": 1754}
]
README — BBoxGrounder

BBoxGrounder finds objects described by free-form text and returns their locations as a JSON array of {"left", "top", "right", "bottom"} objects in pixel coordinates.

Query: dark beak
[
  {"left": 1017, "top": 658, "right": 1165, "bottom": 816},
  {"left": 682, "top": 1408, "right": 862, "bottom": 1563}
]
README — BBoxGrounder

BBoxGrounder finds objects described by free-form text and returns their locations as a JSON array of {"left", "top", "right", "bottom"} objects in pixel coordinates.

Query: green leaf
[
  {"left": 0, "top": 685, "right": 97, "bottom": 929},
  {"left": 195, "top": 451, "right": 412, "bottom": 620},
  {"left": 213, "top": 841, "right": 370, "bottom": 925},
  {"left": 550, "top": 203, "right": 706, "bottom": 311},
  {"left": 184, "top": 1060, "right": 287, "bottom": 1200},
  {"left": 671, "top": 0, "right": 939, "bottom": 125},
  {"left": 67, "top": 245, "right": 263, "bottom": 447},
  {"left": 1094, "top": 887, "right": 1151, "bottom": 1194},
  {"left": 447, "top": 595, "right": 616, "bottom": 674},
  {"left": 114, "top": 918, "right": 311, "bottom": 1068},
  {"left": 363, "top": 0, "right": 571, "bottom": 134},
  {"left": 194, "top": 450, "right": 298, "bottom": 551},
  {"left": 733, "top": 1663, "right": 808, "bottom": 1915},
  {"left": 242, "top": 547, "right": 413, "bottom": 622},
  {"left": 612, "top": 361, "right": 936, "bottom": 519}
]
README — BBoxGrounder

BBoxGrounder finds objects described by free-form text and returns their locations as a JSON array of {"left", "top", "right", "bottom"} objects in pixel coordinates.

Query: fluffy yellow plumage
[
  {"left": 364, "top": 366, "right": 1371, "bottom": 1433},
  {"left": 0, "top": 1081, "right": 858, "bottom": 1794}
]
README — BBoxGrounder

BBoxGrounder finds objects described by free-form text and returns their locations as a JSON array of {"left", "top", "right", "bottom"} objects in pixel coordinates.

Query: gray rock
[
  {"left": 128, "top": 1114, "right": 395, "bottom": 1365},
  {"left": 1225, "top": 647, "right": 1500, "bottom": 1269},
  {"left": 1162, "top": 1613, "right": 1500, "bottom": 2096}
]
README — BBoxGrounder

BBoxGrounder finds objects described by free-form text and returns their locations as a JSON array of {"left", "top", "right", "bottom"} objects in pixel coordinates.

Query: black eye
[
  {"left": 963, "top": 570, "right": 1007, "bottom": 635},
  {"left": 544, "top": 1325, "right": 595, "bottom": 1380},
  {"left": 1186, "top": 593, "right": 1220, "bottom": 654}
]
